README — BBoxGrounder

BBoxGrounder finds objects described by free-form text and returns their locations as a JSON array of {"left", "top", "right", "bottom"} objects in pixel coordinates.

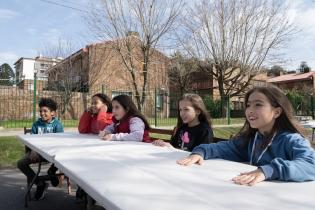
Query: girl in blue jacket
[{"left": 177, "top": 86, "right": 315, "bottom": 186}]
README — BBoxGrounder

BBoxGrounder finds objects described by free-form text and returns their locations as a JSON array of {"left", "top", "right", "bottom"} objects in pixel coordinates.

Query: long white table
[{"left": 17, "top": 133, "right": 315, "bottom": 210}]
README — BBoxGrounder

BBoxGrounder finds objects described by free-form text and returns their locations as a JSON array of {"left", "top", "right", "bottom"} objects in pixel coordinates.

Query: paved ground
[{"left": 0, "top": 167, "right": 105, "bottom": 210}]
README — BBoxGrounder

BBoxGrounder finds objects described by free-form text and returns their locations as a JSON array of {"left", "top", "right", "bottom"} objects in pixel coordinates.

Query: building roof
[
  {"left": 267, "top": 71, "right": 315, "bottom": 83},
  {"left": 14, "top": 57, "right": 34, "bottom": 65},
  {"left": 14, "top": 56, "right": 62, "bottom": 65},
  {"left": 46, "top": 36, "right": 170, "bottom": 73}
]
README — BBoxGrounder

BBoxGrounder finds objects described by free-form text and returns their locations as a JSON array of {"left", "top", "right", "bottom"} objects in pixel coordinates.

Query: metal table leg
[
  {"left": 24, "top": 161, "right": 42, "bottom": 208},
  {"left": 86, "top": 195, "right": 94, "bottom": 210}
]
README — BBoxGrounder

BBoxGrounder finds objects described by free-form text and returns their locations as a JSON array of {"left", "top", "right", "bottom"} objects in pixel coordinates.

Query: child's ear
[
  {"left": 196, "top": 109, "right": 201, "bottom": 115},
  {"left": 274, "top": 107, "right": 282, "bottom": 119},
  {"left": 51, "top": 111, "right": 56, "bottom": 117}
]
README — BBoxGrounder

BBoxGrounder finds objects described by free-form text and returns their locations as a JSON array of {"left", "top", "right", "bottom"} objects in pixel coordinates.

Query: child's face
[
  {"left": 179, "top": 99, "right": 200, "bottom": 126},
  {"left": 91, "top": 96, "right": 107, "bottom": 114},
  {"left": 245, "top": 91, "right": 282, "bottom": 134},
  {"left": 39, "top": 106, "right": 55, "bottom": 122},
  {"left": 112, "top": 100, "right": 127, "bottom": 121}
]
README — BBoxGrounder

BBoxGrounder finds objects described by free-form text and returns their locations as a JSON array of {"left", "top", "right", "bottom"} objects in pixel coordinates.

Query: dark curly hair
[{"left": 39, "top": 98, "right": 58, "bottom": 111}]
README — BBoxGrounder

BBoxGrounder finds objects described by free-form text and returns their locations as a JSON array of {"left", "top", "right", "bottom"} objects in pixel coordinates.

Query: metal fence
[{"left": 0, "top": 76, "right": 243, "bottom": 129}]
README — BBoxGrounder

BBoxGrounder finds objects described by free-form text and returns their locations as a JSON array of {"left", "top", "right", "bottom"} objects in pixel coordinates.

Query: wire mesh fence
[{"left": 0, "top": 76, "right": 245, "bottom": 129}]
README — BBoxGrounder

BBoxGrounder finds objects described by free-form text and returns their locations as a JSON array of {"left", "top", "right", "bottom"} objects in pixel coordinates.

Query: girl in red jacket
[{"left": 78, "top": 93, "right": 113, "bottom": 134}]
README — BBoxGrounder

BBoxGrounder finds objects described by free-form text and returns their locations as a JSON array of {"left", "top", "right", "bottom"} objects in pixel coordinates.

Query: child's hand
[
  {"left": 99, "top": 105, "right": 108, "bottom": 113},
  {"left": 152, "top": 140, "right": 172, "bottom": 147},
  {"left": 177, "top": 154, "right": 204, "bottom": 166},
  {"left": 99, "top": 130, "right": 110, "bottom": 138},
  {"left": 87, "top": 106, "right": 98, "bottom": 115},
  {"left": 87, "top": 106, "right": 93, "bottom": 113},
  {"left": 29, "top": 151, "right": 40, "bottom": 162},
  {"left": 101, "top": 134, "right": 113, "bottom": 141},
  {"left": 99, "top": 130, "right": 106, "bottom": 138},
  {"left": 232, "top": 168, "right": 266, "bottom": 186}
]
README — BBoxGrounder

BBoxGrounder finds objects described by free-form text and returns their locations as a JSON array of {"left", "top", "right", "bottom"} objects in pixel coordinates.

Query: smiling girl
[
  {"left": 152, "top": 94, "right": 213, "bottom": 151},
  {"left": 177, "top": 86, "right": 315, "bottom": 185}
]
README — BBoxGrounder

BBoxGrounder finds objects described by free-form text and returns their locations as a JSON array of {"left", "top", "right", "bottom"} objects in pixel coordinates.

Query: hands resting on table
[
  {"left": 98, "top": 130, "right": 113, "bottom": 141},
  {"left": 98, "top": 133, "right": 265, "bottom": 186},
  {"left": 177, "top": 154, "right": 266, "bottom": 186}
]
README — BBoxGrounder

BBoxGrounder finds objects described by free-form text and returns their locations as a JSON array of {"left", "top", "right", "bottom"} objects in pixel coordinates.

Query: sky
[{"left": 1, "top": 0, "right": 315, "bottom": 71}]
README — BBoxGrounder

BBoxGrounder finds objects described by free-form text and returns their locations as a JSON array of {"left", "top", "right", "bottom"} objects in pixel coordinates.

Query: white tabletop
[{"left": 17, "top": 133, "right": 315, "bottom": 210}]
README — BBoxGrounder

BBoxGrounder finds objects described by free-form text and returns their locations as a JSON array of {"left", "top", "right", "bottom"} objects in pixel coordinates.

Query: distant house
[
  {"left": 211, "top": 72, "right": 268, "bottom": 110},
  {"left": 14, "top": 56, "right": 61, "bottom": 90},
  {"left": 168, "top": 70, "right": 213, "bottom": 117},
  {"left": 168, "top": 67, "right": 268, "bottom": 117},
  {"left": 267, "top": 71, "right": 315, "bottom": 92}
]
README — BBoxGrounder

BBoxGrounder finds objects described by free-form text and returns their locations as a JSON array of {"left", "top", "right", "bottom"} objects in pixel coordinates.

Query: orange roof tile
[{"left": 267, "top": 71, "right": 315, "bottom": 83}]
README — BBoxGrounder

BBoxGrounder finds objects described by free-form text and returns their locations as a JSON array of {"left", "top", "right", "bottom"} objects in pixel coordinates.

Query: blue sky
[
  {"left": 1, "top": 0, "right": 315, "bottom": 71},
  {"left": 0, "top": 0, "right": 93, "bottom": 67}
]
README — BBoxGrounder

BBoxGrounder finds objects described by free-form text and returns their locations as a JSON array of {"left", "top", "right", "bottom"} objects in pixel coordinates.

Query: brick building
[{"left": 47, "top": 35, "right": 171, "bottom": 117}]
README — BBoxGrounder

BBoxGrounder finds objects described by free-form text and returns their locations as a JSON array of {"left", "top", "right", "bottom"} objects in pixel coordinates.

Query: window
[{"left": 156, "top": 94, "right": 163, "bottom": 109}]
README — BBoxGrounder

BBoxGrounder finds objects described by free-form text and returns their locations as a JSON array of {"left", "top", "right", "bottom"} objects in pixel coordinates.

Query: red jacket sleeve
[
  {"left": 95, "top": 112, "right": 113, "bottom": 132},
  {"left": 78, "top": 111, "right": 92, "bottom": 133}
]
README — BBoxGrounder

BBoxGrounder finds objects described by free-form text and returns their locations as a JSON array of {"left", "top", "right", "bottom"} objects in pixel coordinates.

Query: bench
[
  {"left": 149, "top": 127, "right": 229, "bottom": 143},
  {"left": 149, "top": 127, "right": 175, "bottom": 141}
]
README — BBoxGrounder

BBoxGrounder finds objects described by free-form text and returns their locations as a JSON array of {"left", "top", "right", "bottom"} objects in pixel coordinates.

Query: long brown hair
[
  {"left": 237, "top": 85, "right": 306, "bottom": 145},
  {"left": 92, "top": 93, "right": 112, "bottom": 113},
  {"left": 176, "top": 93, "right": 212, "bottom": 129},
  {"left": 112, "top": 95, "right": 151, "bottom": 129}
]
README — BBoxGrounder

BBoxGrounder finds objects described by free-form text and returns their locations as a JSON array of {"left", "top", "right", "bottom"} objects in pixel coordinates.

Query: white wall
[{"left": 22, "top": 59, "right": 35, "bottom": 80}]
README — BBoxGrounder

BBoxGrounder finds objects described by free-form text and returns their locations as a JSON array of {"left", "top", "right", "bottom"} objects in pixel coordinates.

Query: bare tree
[
  {"left": 40, "top": 39, "right": 80, "bottom": 118},
  {"left": 180, "top": 0, "right": 295, "bottom": 115},
  {"left": 42, "top": 38, "right": 113, "bottom": 118},
  {"left": 86, "top": 0, "right": 183, "bottom": 110},
  {"left": 168, "top": 52, "right": 200, "bottom": 95}
]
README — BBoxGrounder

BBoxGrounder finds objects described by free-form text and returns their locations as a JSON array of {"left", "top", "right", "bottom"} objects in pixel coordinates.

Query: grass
[
  {"left": 0, "top": 136, "right": 24, "bottom": 168},
  {"left": 0, "top": 118, "right": 245, "bottom": 129}
]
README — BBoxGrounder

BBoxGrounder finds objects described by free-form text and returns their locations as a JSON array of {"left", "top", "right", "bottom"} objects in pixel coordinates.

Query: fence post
[
  {"left": 227, "top": 95, "right": 231, "bottom": 125},
  {"left": 311, "top": 95, "right": 315, "bottom": 119},
  {"left": 154, "top": 88, "right": 157, "bottom": 127},
  {"left": 33, "top": 73, "right": 37, "bottom": 122}
]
